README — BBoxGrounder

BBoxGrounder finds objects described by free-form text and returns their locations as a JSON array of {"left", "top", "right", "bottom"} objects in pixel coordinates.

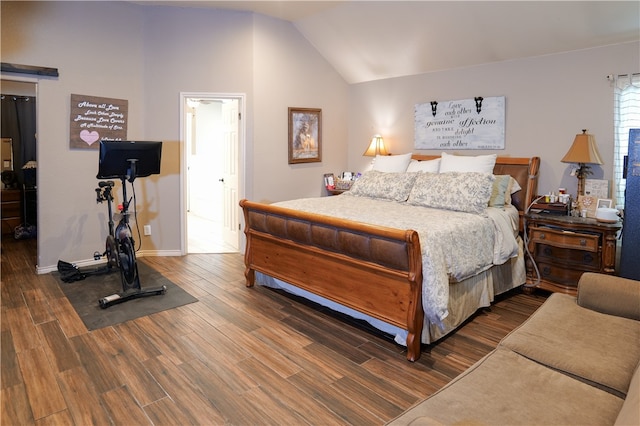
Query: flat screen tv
[{"left": 97, "top": 140, "right": 162, "bottom": 180}]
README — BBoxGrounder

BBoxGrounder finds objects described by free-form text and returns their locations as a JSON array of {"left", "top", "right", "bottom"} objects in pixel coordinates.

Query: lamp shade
[
  {"left": 561, "top": 130, "right": 603, "bottom": 165},
  {"left": 363, "top": 134, "right": 388, "bottom": 156}
]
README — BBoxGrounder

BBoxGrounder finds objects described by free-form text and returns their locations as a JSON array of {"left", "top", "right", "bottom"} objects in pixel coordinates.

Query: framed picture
[
  {"left": 323, "top": 173, "right": 335, "bottom": 189},
  {"left": 288, "top": 107, "right": 321, "bottom": 164},
  {"left": 578, "top": 195, "right": 597, "bottom": 218},
  {"left": 597, "top": 198, "right": 613, "bottom": 209}
]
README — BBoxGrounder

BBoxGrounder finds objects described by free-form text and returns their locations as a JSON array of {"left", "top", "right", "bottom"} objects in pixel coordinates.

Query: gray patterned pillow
[
  {"left": 347, "top": 170, "right": 418, "bottom": 202},
  {"left": 407, "top": 172, "right": 495, "bottom": 214}
]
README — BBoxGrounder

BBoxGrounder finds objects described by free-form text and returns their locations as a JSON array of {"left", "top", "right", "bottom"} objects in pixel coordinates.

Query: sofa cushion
[
  {"left": 616, "top": 362, "right": 640, "bottom": 425},
  {"left": 500, "top": 293, "right": 640, "bottom": 396},
  {"left": 578, "top": 272, "right": 640, "bottom": 321},
  {"left": 387, "top": 347, "right": 624, "bottom": 426}
]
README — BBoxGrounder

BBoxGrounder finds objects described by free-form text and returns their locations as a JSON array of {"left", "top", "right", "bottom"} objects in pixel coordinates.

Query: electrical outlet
[{"left": 144, "top": 225, "right": 151, "bottom": 236}]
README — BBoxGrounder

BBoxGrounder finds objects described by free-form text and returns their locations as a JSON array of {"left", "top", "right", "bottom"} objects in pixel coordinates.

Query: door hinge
[{"left": 238, "top": 112, "right": 241, "bottom": 120}]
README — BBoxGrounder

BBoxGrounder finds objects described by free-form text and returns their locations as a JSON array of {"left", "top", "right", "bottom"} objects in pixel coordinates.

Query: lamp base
[
  {"left": 577, "top": 176, "right": 585, "bottom": 197},
  {"left": 576, "top": 162, "right": 591, "bottom": 196}
]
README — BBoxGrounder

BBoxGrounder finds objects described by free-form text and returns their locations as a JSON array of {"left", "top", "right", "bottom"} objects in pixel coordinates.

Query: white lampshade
[{"left": 363, "top": 134, "right": 388, "bottom": 156}]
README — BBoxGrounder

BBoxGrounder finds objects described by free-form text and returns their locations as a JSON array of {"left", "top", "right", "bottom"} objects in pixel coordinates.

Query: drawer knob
[
  {"left": 583, "top": 253, "right": 594, "bottom": 263},
  {"left": 543, "top": 247, "right": 552, "bottom": 256},
  {"left": 542, "top": 266, "right": 551, "bottom": 276},
  {"left": 539, "top": 232, "right": 545, "bottom": 240},
  {"left": 580, "top": 239, "right": 587, "bottom": 246}
]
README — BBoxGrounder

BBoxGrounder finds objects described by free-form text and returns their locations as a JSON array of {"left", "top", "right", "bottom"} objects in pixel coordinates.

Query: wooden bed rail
[{"left": 240, "top": 199, "right": 425, "bottom": 361}]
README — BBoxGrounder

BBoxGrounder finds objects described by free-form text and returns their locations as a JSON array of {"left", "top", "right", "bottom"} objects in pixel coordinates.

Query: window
[{"left": 613, "top": 74, "right": 640, "bottom": 207}]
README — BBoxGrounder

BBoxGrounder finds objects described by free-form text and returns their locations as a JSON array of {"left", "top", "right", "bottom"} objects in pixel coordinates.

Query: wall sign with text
[
  {"left": 69, "top": 94, "right": 128, "bottom": 149},
  {"left": 414, "top": 96, "right": 505, "bottom": 150}
]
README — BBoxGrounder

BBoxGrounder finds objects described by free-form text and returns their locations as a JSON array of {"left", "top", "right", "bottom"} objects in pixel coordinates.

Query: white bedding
[{"left": 271, "top": 195, "right": 520, "bottom": 328}]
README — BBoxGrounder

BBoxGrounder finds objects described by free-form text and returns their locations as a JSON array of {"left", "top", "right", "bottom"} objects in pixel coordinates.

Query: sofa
[{"left": 388, "top": 273, "right": 640, "bottom": 426}]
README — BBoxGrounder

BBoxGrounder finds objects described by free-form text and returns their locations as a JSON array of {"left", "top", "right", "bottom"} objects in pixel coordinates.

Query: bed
[{"left": 240, "top": 154, "right": 540, "bottom": 361}]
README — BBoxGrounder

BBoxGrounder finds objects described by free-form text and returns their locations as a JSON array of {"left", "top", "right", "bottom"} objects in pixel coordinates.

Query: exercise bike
[
  {"left": 96, "top": 158, "right": 166, "bottom": 308},
  {"left": 57, "top": 140, "right": 165, "bottom": 308}
]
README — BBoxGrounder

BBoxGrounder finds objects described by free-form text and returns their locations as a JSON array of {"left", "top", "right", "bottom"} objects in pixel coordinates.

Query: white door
[
  {"left": 182, "top": 93, "right": 243, "bottom": 254},
  {"left": 221, "top": 100, "right": 239, "bottom": 250}
]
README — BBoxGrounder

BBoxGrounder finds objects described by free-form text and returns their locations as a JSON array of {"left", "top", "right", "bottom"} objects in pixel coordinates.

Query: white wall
[
  {"left": 348, "top": 42, "right": 640, "bottom": 197},
  {"left": 137, "top": 6, "right": 256, "bottom": 257},
  {"left": 252, "top": 14, "right": 349, "bottom": 203}
]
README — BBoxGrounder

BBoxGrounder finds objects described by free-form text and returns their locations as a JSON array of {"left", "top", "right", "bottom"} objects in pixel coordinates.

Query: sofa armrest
[{"left": 577, "top": 272, "right": 640, "bottom": 320}]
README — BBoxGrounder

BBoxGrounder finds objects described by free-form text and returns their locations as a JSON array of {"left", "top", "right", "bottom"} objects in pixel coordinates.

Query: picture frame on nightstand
[
  {"left": 597, "top": 199, "right": 612, "bottom": 209},
  {"left": 578, "top": 195, "right": 597, "bottom": 218},
  {"left": 323, "top": 173, "right": 334, "bottom": 189}
]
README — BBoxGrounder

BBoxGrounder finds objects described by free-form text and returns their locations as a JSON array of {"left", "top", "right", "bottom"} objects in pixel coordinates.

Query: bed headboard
[{"left": 411, "top": 155, "right": 541, "bottom": 215}]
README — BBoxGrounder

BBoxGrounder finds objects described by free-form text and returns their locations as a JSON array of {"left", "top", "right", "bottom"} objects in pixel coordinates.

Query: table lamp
[{"left": 561, "top": 129, "right": 603, "bottom": 196}]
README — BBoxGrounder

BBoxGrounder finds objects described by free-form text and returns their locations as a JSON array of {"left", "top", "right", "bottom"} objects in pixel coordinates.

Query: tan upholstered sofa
[{"left": 388, "top": 273, "right": 640, "bottom": 426}]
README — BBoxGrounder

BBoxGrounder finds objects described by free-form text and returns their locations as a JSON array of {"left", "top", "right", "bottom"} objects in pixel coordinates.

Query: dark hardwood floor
[{"left": 1, "top": 236, "right": 547, "bottom": 425}]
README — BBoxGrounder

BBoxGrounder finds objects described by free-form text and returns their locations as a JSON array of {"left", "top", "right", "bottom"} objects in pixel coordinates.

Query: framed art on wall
[
  {"left": 69, "top": 94, "right": 128, "bottom": 149},
  {"left": 288, "top": 107, "right": 321, "bottom": 164},
  {"left": 414, "top": 96, "right": 505, "bottom": 150}
]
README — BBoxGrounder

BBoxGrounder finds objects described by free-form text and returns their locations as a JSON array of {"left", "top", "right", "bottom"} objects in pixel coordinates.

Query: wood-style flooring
[{"left": 1, "top": 236, "right": 547, "bottom": 425}]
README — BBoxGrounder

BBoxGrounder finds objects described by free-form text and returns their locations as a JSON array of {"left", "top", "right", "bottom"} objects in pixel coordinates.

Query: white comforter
[{"left": 273, "top": 195, "right": 519, "bottom": 328}]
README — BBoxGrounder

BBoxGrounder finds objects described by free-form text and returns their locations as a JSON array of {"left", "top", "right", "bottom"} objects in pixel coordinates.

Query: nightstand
[{"left": 524, "top": 213, "right": 622, "bottom": 295}]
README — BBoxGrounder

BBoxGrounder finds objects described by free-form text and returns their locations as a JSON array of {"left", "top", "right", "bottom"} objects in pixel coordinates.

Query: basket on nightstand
[{"left": 335, "top": 178, "right": 353, "bottom": 191}]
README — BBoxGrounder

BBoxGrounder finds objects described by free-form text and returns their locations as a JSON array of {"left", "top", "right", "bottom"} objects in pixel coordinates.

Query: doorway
[
  {"left": 181, "top": 93, "right": 243, "bottom": 254},
  {"left": 1, "top": 79, "right": 38, "bottom": 253}
]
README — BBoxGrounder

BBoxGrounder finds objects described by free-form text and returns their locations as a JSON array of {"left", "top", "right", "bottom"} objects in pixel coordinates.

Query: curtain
[
  {"left": 613, "top": 74, "right": 640, "bottom": 207},
  {"left": 1, "top": 94, "right": 37, "bottom": 185}
]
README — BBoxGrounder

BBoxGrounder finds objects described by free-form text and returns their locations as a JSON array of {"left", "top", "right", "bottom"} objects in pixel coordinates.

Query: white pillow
[
  {"left": 371, "top": 153, "right": 413, "bottom": 173},
  {"left": 406, "top": 158, "right": 441, "bottom": 173},
  {"left": 439, "top": 152, "right": 497, "bottom": 174}
]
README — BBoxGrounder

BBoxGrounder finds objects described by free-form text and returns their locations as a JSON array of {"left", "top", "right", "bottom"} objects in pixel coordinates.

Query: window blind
[{"left": 613, "top": 73, "right": 640, "bottom": 207}]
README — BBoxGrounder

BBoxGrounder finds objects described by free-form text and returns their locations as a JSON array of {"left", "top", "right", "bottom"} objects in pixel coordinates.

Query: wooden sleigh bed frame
[{"left": 240, "top": 155, "right": 540, "bottom": 361}]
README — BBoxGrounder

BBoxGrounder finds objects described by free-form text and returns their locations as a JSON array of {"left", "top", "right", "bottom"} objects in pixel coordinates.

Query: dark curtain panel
[{"left": 1, "top": 94, "right": 37, "bottom": 185}]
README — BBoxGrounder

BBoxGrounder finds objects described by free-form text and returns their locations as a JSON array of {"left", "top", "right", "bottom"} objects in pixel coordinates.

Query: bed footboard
[{"left": 239, "top": 199, "right": 424, "bottom": 361}]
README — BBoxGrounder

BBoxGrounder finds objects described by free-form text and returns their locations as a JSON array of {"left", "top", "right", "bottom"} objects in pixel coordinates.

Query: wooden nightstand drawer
[
  {"left": 530, "top": 226, "right": 598, "bottom": 252},
  {"left": 537, "top": 261, "right": 585, "bottom": 289},
  {"left": 534, "top": 243, "right": 600, "bottom": 269}
]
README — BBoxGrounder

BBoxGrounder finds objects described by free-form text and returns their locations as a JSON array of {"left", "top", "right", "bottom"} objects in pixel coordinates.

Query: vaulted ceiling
[{"left": 135, "top": 1, "right": 640, "bottom": 84}]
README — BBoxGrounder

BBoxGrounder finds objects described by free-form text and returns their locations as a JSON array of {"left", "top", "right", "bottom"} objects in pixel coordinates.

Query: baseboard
[{"left": 36, "top": 249, "right": 183, "bottom": 275}]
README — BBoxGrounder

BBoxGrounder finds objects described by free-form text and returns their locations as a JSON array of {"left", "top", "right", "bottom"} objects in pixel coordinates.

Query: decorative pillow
[
  {"left": 406, "top": 158, "right": 441, "bottom": 173},
  {"left": 489, "top": 175, "right": 512, "bottom": 208},
  {"left": 506, "top": 176, "right": 522, "bottom": 206},
  {"left": 371, "top": 153, "right": 413, "bottom": 173},
  {"left": 439, "top": 152, "right": 497, "bottom": 174},
  {"left": 407, "top": 172, "right": 495, "bottom": 214},
  {"left": 348, "top": 170, "right": 418, "bottom": 202}
]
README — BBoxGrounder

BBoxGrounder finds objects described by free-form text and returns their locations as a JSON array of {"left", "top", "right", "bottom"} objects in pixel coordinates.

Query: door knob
[{"left": 219, "top": 178, "right": 224, "bottom": 182}]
